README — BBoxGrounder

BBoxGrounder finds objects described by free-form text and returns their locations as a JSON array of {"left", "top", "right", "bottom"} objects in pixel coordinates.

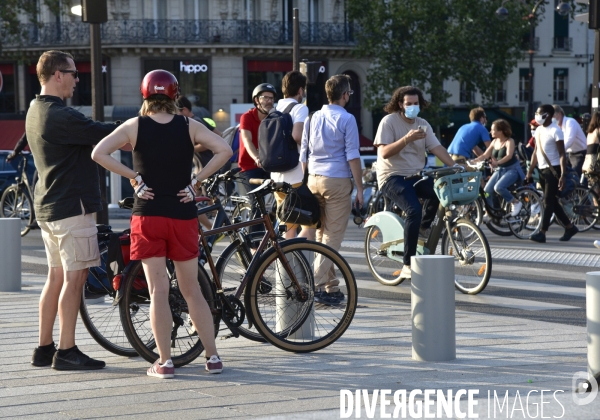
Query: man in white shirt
[
  {"left": 553, "top": 104, "right": 587, "bottom": 177},
  {"left": 272, "top": 71, "right": 310, "bottom": 239},
  {"left": 526, "top": 104, "right": 578, "bottom": 243}
]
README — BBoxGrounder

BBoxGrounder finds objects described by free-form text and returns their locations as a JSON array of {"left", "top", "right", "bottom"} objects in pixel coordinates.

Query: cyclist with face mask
[{"left": 373, "top": 86, "right": 457, "bottom": 281}]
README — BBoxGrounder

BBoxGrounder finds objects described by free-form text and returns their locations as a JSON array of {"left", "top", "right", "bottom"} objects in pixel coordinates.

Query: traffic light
[
  {"left": 82, "top": 0, "right": 108, "bottom": 24},
  {"left": 575, "top": 0, "right": 600, "bottom": 29},
  {"left": 591, "top": 0, "right": 600, "bottom": 29}
]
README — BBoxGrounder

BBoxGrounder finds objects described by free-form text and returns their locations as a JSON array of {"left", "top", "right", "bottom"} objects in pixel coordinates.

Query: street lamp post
[{"left": 496, "top": 0, "right": 572, "bottom": 123}]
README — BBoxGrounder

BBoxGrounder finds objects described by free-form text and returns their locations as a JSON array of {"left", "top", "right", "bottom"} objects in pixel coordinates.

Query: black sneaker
[
  {"left": 314, "top": 291, "right": 342, "bottom": 306},
  {"left": 559, "top": 225, "right": 579, "bottom": 242},
  {"left": 329, "top": 290, "right": 345, "bottom": 301},
  {"left": 52, "top": 346, "right": 106, "bottom": 371},
  {"left": 31, "top": 344, "right": 57, "bottom": 367},
  {"left": 530, "top": 232, "right": 546, "bottom": 243}
]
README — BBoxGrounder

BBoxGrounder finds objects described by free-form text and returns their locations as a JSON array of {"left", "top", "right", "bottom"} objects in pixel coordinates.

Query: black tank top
[
  {"left": 492, "top": 143, "right": 518, "bottom": 168},
  {"left": 132, "top": 115, "right": 196, "bottom": 219}
]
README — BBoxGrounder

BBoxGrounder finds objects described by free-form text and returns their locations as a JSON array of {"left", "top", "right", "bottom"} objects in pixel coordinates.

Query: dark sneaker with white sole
[
  {"left": 314, "top": 291, "right": 342, "bottom": 306},
  {"left": 205, "top": 355, "right": 223, "bottom": 374},
  {"left": 147, "top": 359, "right": 175, "bottom": 379},
  {"left": 329, "top": 290, "right": 345, "bottom": 301},
  {"left": 52, "top": 346, "right": 105, "bottom": 370},
  {"left": 31, "top": 343, "right": 57, "bottom": 367}
]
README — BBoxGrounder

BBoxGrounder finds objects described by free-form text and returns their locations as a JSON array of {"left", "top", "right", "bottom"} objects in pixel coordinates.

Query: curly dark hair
[
  {"left": 588, "top": 111, "right": 600, "bottom": 134},
  {"left": 383, "top": 86, "right": 430, "bottom": 114}
]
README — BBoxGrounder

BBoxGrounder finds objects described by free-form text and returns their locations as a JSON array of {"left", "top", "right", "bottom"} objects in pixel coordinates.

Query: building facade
[{"left": 0, "top": 0, "right": 594, "bottom": 145}]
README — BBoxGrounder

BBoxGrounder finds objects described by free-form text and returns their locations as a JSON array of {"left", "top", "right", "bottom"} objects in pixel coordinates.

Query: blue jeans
[
  {"left": 381, "top": 175, "right": 439, "bottom": 266},
  {"left": 484, "top": 162, "right": 523, "bottom": 205}
]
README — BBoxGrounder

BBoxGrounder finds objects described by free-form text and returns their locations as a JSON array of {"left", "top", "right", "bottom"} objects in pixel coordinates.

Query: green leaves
[{"left": 347, "top": 0, "right": 531, "bottom": 127}]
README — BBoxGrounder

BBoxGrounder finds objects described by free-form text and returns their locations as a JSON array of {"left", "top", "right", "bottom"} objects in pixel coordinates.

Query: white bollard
[
  {"left": 275, "top": 250, "right": 314, "bottom": 339},
  {"left": 0, "top": 218, "right": 22, "bottom": 292},
  {"left": 411, "top": 255, "right": 455, "bottom": 362},
  {"left": 587, "top": 272, "right": 600, "bottom": 378}
]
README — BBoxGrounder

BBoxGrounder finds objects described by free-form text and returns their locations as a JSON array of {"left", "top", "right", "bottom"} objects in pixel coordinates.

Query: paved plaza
[{"left": 1, "top": 268, "right": 599, "bottom": 419}]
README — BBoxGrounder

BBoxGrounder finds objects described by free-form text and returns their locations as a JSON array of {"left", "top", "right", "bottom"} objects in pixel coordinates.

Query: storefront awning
[
  {"left": 359, "top": 134, "right": 376, "bottom": 155},
  {"left": 0, "top": 120, "right": 26, "bottom": 151}
]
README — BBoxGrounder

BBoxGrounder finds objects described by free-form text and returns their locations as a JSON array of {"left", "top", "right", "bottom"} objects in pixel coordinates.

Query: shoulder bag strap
[
  {"left": 537, "top": 130, "right": 560, "bottom": 179},
  {"left": 283, "top": 102, "right": 298, "bottom": 114}
]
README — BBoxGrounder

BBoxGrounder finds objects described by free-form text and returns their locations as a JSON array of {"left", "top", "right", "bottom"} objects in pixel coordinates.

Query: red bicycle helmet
[{"left": 140, "top": 70, "right": 179, "bottom": 100}]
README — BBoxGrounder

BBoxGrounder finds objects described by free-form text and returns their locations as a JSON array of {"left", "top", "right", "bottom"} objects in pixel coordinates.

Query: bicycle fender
[{"left": 364, "top": 211, "right": 405, "bottom": 244}]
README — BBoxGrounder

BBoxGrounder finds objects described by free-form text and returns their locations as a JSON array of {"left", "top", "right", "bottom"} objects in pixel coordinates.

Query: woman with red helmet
[{"left": 92, "top": 69, "right": 232, "bottom": 379}]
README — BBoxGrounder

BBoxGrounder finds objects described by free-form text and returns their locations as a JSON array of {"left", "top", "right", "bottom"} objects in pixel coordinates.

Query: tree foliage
[
  {"left": 0, "top": 0, "right": 61, "bottom": 57},
  {"left": 346, "top": 0, "right": 536, "bottom": 126}
]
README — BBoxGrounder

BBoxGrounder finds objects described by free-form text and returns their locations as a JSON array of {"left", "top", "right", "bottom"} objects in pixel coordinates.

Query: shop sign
[{"left": 180, "top": 62, "right": 208, "bottom": 74}]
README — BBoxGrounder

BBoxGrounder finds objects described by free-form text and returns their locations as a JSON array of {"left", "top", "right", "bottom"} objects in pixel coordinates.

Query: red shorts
[{"left": 130, "top": 216, "right": 199, "bottom": 261}]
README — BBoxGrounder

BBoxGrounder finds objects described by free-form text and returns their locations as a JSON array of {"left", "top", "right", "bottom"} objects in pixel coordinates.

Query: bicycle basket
[{"left": 433, "top": 172, "right": 481, "bottom": 207}]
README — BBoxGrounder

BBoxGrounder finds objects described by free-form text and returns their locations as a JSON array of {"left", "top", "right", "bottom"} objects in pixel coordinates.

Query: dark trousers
[
  {"left": 540, "top": 166, "right": 571, "bottom": 231},
  {"left": 381, "top": 175, "right": 439, "bottom": 266},
  {"left": 239, "top": 168, "right": 270, "bottom": 233}
]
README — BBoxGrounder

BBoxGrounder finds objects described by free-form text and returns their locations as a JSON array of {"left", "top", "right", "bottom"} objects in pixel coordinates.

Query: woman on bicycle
[
  {"left": 470, "top": 119, "right": 525, "bottom": 217},
  {"left": 92, "top": 70, "right": 232, "bottom": 379}
]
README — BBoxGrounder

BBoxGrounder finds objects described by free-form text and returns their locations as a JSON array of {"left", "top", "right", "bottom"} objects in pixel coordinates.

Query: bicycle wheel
[
  {"left": 507, "top": 189, "right": 544, "bottom": 240},
  {"left": 456, "top": 198, "right": 483, "bottom": 227},
  {"left": 364, "top": 225, "right": 405, "bottom": 286},
  {"left": 247, "top": 240, "right": 358, "bottom": 353},
  {"left": 441, "top": 219, "right": 492, "bottom": 295},
  {"left": 119, "top": 260, "right": 220, "bottom": 368},
  {"left": 0, "top": 185, "right": 34, "bottom": 237},
  {"left": 560, "top": 187, "right": 599, "bottom": 232},
  {"left": 215, "top": 232, "right": 268, "bottom": 342},
  {"left": 79, "top": 243, "right": 137, "bottom": 357}
]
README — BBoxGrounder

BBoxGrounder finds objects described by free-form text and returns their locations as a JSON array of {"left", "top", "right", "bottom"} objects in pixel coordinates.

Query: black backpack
[{"left": 258, "top": 102, "right": 300, "bottom": 173}]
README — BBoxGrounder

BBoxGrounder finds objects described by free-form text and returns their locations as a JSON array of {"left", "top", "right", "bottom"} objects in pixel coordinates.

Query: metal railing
[
  {"left": 1, "top": 19, "right": 357, "bottom": 48},
  {"left": 521, "top": 37, "right": 539, "bottom": 51},
  {"left": 553, "top": 37, "right": 572, "bottom": 51}
]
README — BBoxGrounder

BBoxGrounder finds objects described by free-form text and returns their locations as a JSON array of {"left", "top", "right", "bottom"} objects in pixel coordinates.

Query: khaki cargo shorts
[{"left": 38, "top": 208, "right": 100, "bottom": 272}]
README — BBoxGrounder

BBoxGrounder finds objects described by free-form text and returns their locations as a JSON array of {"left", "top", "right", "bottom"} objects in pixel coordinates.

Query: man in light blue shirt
[
  {"left": 300, "top": 74, "right": 363, "bottom": 305},
  {"left": 447, "top": 107, "right": 491, "bottom": 164}
]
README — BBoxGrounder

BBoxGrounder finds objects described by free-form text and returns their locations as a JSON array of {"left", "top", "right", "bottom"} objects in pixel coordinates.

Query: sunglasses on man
[{"left": 59, "top": 69, "right": 79, "bottom": 79}]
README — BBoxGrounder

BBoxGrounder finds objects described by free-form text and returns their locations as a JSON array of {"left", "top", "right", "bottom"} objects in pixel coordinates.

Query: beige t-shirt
[{"left": 373, "top": 113, "right": 440, "bottom": 186}]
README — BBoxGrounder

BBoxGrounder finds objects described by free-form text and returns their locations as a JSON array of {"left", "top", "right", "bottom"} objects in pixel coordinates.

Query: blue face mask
[{"left": 404, "top": 105, "right": 420, "bottom": 119}]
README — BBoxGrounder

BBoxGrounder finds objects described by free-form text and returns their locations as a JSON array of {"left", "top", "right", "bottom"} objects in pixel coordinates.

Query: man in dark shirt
[{"left": 26, "top": 50, "right": 119, "bottom": 370}]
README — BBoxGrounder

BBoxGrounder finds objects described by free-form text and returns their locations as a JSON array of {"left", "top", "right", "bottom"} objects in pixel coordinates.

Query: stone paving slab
[{"left": 0, "top": 275, "right": 599, "bottom": 419}]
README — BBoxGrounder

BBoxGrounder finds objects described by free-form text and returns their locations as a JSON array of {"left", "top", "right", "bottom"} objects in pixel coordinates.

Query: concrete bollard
[
  {"left": 587, "top": 272, "right": 600, "bottom": 378},
  {"left": 0, "top": 218, "right": 22, "bottom": 292},
  {"left": 275, "top": 250, "right": 314, "bottom": 339},
  {"left": 411, "top": 255, "right": 455, "bottom": 362}
]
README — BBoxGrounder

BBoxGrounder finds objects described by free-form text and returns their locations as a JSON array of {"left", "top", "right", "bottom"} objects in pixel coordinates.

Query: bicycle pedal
[{"left": 220, "top": 333, "right": 235, "bottom": 340}]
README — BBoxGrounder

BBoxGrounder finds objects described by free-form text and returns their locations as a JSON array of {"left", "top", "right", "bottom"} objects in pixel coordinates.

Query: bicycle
[
  {"left": 0, "top": 152, "right": 35, "bottom": 236},
  {"left": 364, "top": 166, "right": 492, "bottom": 294},
  {"left": 118, "top": 178, "right": 358, "bottom": 367},
  {"left": 467, "top": 161, "right": 544, "bottom": 240}
]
